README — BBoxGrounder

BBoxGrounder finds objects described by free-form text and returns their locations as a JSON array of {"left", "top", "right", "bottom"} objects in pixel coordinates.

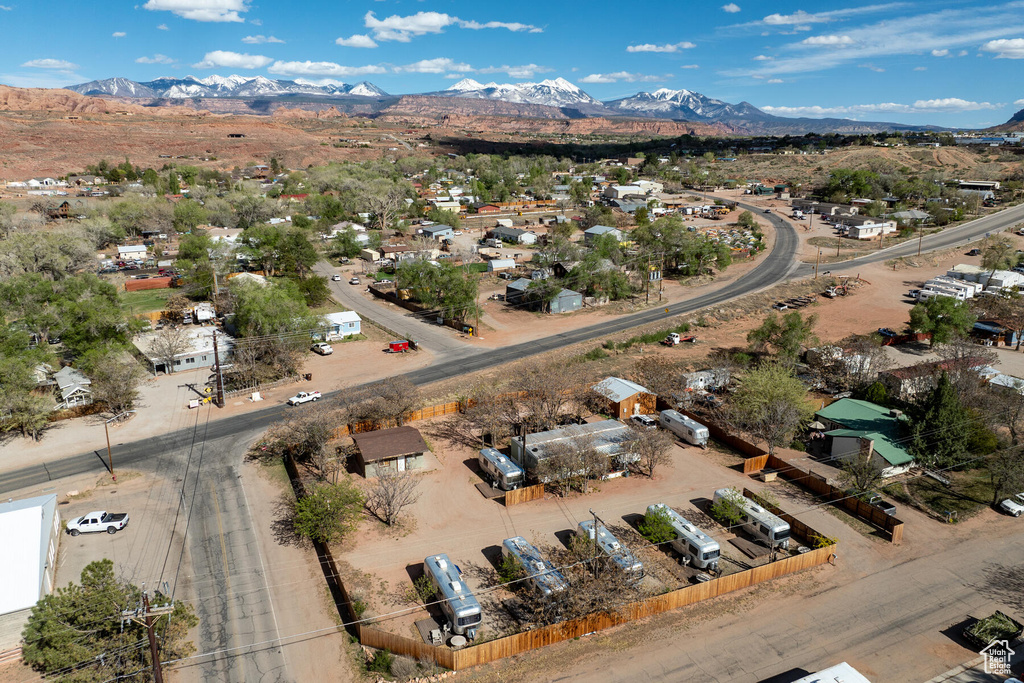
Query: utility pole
[
  {"left": 588, "top": 508, "right": 600, "bottom": 577},
  {"left": 645, "top": 253, "right": 650, "bottom": 304},
  {"left": 213, "top": 269, "right": 219, "bottom": 297},
  {"left": 814, "top": 248, "right": 821, "bottom": 280},
  {"left": 143, "top": 591, "right": 165, "bottom": 683},
  {"left": 836, "top": 232, "right": 842, "bottom": 258},
  {"left": 918, "top": 223, "right": 924, "bottom": 256},
  {"left": 103, "top": 412, "right": 133, "bottom": 481},
  {"left": 211, "top": 331, "right": 224, "bottom": 408}
]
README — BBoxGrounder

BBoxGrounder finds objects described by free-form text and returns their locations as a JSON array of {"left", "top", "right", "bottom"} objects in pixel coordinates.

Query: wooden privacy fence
[
  {"left": 656, "top": 398, "right": 768, "bottom": 459},
  {"left": 505, "top": 483, "right": 545, "bottom": 506},
  {"left": 358, "top": 626, "right": 454, "bottom": 669},
  {"left": 332, "top": 401, "right": 462, "bottom": 438},
  {"left": 750, "top": 454, "right": 904, "bottom": 543},
  {"left": 743, "top": 454, "right": 770, "bottom": 474}
]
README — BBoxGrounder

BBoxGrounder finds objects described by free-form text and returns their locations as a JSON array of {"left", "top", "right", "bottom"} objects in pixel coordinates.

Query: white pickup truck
[
  {"left": 287, "top": 391, "right": 321, "bottom": 406},
  {"left": 66, "top": 511, "right": 130, "bottom": 536}
]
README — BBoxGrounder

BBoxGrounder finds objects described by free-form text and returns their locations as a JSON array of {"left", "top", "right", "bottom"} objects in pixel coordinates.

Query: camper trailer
[
  {"left": 713, "top": 489, "right": 791, "bottom": 549},
  {"left": 575, "top": 520, "right": 644, "bottom": 580},
  {"left": 478, "top": 448, "right": 525, "bottom": 491},
  {"left": 423, "top": 554, "right": 482, "bottom": 638},
  {"left": 659, "top": 410, "right": 710, "bottom": 447},
  {"left": 501, "top": 536, "right": 568, "bottom": 598},
  {"left": 645, "top": 503, "right": 720, "bottom": 571}
]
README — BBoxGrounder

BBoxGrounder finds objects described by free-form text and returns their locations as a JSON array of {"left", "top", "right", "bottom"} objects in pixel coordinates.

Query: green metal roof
[{"left": 818, "top": 399, "right": 913, "bottom": 467}]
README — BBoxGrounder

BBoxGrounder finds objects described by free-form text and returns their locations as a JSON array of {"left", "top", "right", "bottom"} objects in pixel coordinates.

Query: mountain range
[{"left": 67, "top": 74, "right": 954, "bottom": 134}]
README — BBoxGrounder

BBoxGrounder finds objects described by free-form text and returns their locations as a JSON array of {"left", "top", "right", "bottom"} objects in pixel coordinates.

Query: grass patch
[
  {"left": 606, "top": 322, "right": 691, "bottom": 351},
  {"left": 572, "top": 347, "right": 609, "bottom": 363},
  {"left": 458, "top": 263, "right": 489, "bottom": 274},
  {"left": 121, "top": 288, "right": 175, "bottom": 314},
  {"left": 907, "top": 468, "right": 995, "bottom": 519}
]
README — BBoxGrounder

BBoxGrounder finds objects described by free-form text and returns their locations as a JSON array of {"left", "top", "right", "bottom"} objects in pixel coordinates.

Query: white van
[{"left": 659, "top": 410, "right": 709, "bottom": 448}]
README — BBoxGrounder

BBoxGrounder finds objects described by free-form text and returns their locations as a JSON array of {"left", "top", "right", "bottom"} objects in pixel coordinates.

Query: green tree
[
  {"left": 172, "top": 199, "right": 207, "bottom": 233},
  {"left": 908, "top": 296, "right": 976, "bottom": 346},
  {"left": 911, "top": 372, "right": 973, "bottom": 469},
  {"left": 292, "top": 479, "right": 365, "bottom": 544},
  {"left": 729, "top": 362, "right": 813, "bottom": 456},
  {"left": 569, "top": 180, "right": 591, "bottom": 207},
  {"left": 278, "top": 229, "right": 319, "bottom": 279},
  {"left": 736, "top": 210, "right": 757, "bottom": 229},
  {"left": 709, "top": 487, "right": 746, "bottom": 526},
  {"left": 231, "top": 278, "right": 322, "bottom": 338},
  {"left": 639, "top": 505, "right": 677, "bottom": 543},
  {"left": 141, "top": 167, "right": 160, "bottom": 189},
  {"left": 426, "top": 207, "right": 461, "bottom": 229},
  {"left": 981, "top": 235, "right": 1016, "bottom": 279},
  {"left": 634, "top": 206, "right": 650, "bottom": 227},
  {"left": 329, "top": 227, "right": 363, "bottom": 260},
  {"left": 395, "top": 261, "right": 478, "bottom": 323},
  {"left": 296, "top": 275, "right": 331, "bottom": 307},
  {"left": 168, "top": 171, "right": 180, "bottom": 195},
  {"left": 747, "top": 311, "right": 818, "bottom": 364},
  {"left": 22, "top": 559, "right": 197, "bottom": 682}
]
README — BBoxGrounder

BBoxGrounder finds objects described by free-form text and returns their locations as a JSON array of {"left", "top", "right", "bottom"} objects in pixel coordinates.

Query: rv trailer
[
  {"left": 713, "top": 489, "right": 791, "bottom": 549},
  {"left": 478, "top": 448, "right": 525, "bottom": 491},
  {"left": 659, "top": 410, "right": 710, "bottom": 447},
  {"left": 575, "top": 520, "right": 644, "bottom": 579},
  {"left": 423, "top": 554, "right": 482, "bottom": 638},
  {"left": 501, "top": 536, "right": 568, "bottom": 598},
  {"left": 645, "top": 503, "right": 721, "bottom": 570}
]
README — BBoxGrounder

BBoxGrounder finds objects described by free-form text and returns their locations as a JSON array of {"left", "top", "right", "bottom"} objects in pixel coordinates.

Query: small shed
[
  {"left": 0, "top": 494, "right": 60, "bottom": 651},
  {"left": 421, "top": 224, "right": 455, "bottom": 240},
  {"left": 488, "top": 258, "right": 516, "bottom": 272},
  {"left": 583, "top": 225, "right": 623, "bottom": 245},
  {"left": 592, "top": 377, "right": 656, "bottom": 419},
  {"left": 53, "top": 367, "right": 93, "bottom": 409},
  {"left": 505, "top": 278, "right": 533, "bottom": 305},
  {"left": 549, "top": 288, "right": 583, "bottom": 314},
  {"left": 352, "top": 426, "right": 429, "bottom": 477}
]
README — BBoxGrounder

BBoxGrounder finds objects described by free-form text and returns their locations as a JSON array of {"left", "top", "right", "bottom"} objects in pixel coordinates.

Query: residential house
[
  {"left": 837, "top": 216, "right": 898, "bottom": 240},
  {"left": 489, "top": 226, "right": 537, "bottom": 245},
  {"left": 117, "top": 244, "right": 148, "bottom": 261},
  {"left": 133, "top": 327, "right": 235, "bottom": 375},
  {"left": 681, "top": 368, "right": 731, "bottom": 393},
  {"left": 603, "top": 185, "right": 644, "bottom": 200},
  {"left": 352, "top": 426, "right": 428, "bottom": 477},
  {"left": 474, "top": 204, "right": 501, "bottom": 215},
  {"left": 321, "top": 311, "right": 362, "bottom": 340},
  {"left": 0, "top": 494, "right": 60, "bottom": 651},
  {"left": 972, "top": 320, "right": 1019, "bottom": 347},
  {"left": 946, "top": 264, "right": 1024, "bottom": 291},
  {"left": 814, "top": 398, "right": 914, "bottom": 477},
  {"left": 583, "top": 225, "right": 623, "bottom": 245},
  {"left": 45, "top": 201, "right": 71, "bottom": 220},
  {"left": 53, "top": 367, "right": 93, "bottom": 410},
  {"left": 610, "top": 199, "right": 648, "bottom": 214},
  {"left": 889, "top": 209, "right": 931, "bottom": 224},
  {"left": 509, "top": 419, "right": 636, "bottom": 478},
  {"left": 879, "top": 358, "right": 986, "bottom": 401},
  {"left": 591, "top": 377, "right": 656, "bottom": 420},
  {"left": 633, "top": 179, "right": 664, "bottom": 194}
]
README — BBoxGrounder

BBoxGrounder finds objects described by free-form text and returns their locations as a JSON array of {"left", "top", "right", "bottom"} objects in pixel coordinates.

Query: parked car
[
  {"left": 311, "top": 343, "right": 333, "bottom": 356},
  {"left": 630, "top": 414, "right": 658, "bottom": 430},
  {"left": 378, "top": 278, "right": 394, "bottom": 285},
  {"left": 287, "top": 391, "right": 321, "bottom": 405},
  {"left": 999, "top": 492, "right": 1024, "bottom": 517},
  {"left": 763, "top": 209, "right": 772, "bottom": 214},
  {"left": 66, "top": 511, "right": 129, "bottom": 536},
  {"left": 349, "top": 277, "right": 360, "bottom": 285},
  {"left": 967, "top": 248, "right": 981, "bottom": 256},
  {"left": 331, "top": 274, "right": 342, "bottom": 281},
  {"left": 453, "top": 230, "right": 463, "bottom": 236}
]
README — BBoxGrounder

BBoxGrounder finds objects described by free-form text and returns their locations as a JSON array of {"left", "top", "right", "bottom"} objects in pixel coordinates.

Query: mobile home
[
  {"left": 659, "top": 410, "right": 709, "bottom": 447},
  {"left": 501, "top": 536, "right": 568, "bottom": 598},
  {"left": 423, "top": 554, "right": 482, "bottom": 638},
  {"left": 645, "top": 503, "right": 720, "bottom": 570},
  {"left": 713, "top": 489, "right": 791, "bottom": 549},
  {"left": 575, "top": 520, "right": 644, "bottom": 579},
  {"left": 478, "top": 448, "right": 525, "bottom": 491}
]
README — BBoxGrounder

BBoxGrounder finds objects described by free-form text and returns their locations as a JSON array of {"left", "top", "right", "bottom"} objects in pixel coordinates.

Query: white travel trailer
[
  {"left": 645, "top": 503, "right": 720, "bottom": 571},
  {"left": 659, "top": 410, "right": 709, "bottom": 447},
  {"left": 501, "top": 536, "right": 568, "bottom": 598},
  {"left": 575, "top": 520, "right": 644, "bottom": 580},
  {"left": 713, "top": 489, "right": 791, "bottom": 549},
  {"left": 478, "top": 448, "right": 525, "bottom": 491},
  {"left": 423, "top": 554, "right": 482, "bottom": 638}
]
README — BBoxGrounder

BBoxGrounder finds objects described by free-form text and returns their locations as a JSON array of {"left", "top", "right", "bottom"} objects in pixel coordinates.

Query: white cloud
[
  {"left": 396, "top": 57, "right": 473, "bottom": 74},
  {"left": 760, "top": 4, "right": 903, "bottom": 26},
  {"left": 981, "top": 37, "right": 1024, "bottom": 58},
  {"left": 626, "top": 41, "right": 695, "bottom": 53},
  {"left": 267, "top": 60, "right": 388, "bottom": 77},
  {"left": 722, "top": 3, "right": 741, "bottom": 13},
  {"left": 294, "top": 77, "right": 346, "bottom": 87},
  {"left": 477, "top": 63, "right": 552, "bottom": 78},
  {"left": 193, "top": 50, "right": 271, "bottom": 69},
  {"left": 362, "top": 10, "right": 540, "bottom": 42},
  {"left": 767, "top": 78, "right": 783, "bottom": 83},
  {"left": 1015, "top": 98, "right": 1024, "bottom": 106},
  {"left": 21, "top": 58, "right": 78, "bottom": 70},
  {"left": 0, "top": 5, "right": 12, "bottom": 9},
  {"left": 914, "top": 66, "right": 927, "bottom": 70},
  {"left": 752, "top": 54, "right": 773, "bottom": 61},
  {"left": 143, "top": 0, "right": 249, "bottom": 23},
  {"left": 761, "top": 98, "right": 998, "bottom": 118},
  {"left": 680, "top": 64, "right": 700, "bottom": 69},
  {"left": 136, "top": 54, "right": 175, "bottom": 64},
  {"left": 112, "top": 31, "right": 126, "bottom": 38},
  {"left": 242, "top": 34, "right": 284, "bottom": 44},
  {"left": 931, "top": 48, "right": 949, "bottom": 56},
  {"left": 336, "top": 34, "right": 377, "bottom": 48},
  {"left": 728, "top": 3, "right": 1024, "bottom": 78},
  {"left": 802, "top": 34, "right": 854, "bottom": 46},
  {"left": 157, "top": 23, "right": 169, "bottom": 30},
  {"left": 580, "top": 71, "right": 669, "bottom": 83}
]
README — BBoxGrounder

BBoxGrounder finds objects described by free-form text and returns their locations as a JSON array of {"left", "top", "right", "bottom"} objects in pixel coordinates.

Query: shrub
[
  {"left": 811, "top": 533, "right": 839, "bottom": 549},
  {"left": 496, "top": 553, "right": 523, "bottom": 585},
  {"left": 790, "top": 439, "right": 807, "bottom": 452},
  {"left": 639, "top": 506, "right": 677, "bottom": 544},
  {"left": 709, "top": 488, "right": 746, "bottom": 526},
  {"left": 367, "top": 649, "right": 394, "bottom": 674},
  {"left": 390, "top": 655, "right": 420, "bottom": 680}
]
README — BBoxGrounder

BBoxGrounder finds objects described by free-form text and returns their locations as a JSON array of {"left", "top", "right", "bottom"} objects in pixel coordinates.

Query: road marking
[
  {"left": 238, "top": 472, "right": 285, "bottom": 658},
  {"left": 211, "top": 481, "right": 246, "bottom": 681}
]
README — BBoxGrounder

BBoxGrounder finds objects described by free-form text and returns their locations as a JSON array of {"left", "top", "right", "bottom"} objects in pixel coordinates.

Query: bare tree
[
  {"left": 279, "top": 400, "right": 344, "bottom": 477},
  {"left": 537, "top": 429, "right": 607, "bottom": 495},
  {"left": 365, "top": 467, "right": 421, "bottom": 526},
  {"left": 934, "top": 334, "right": 997, "bottom": 409},
  {"left": 808, "top": 337, "right": 892, "bottom": 392},
  {"left": 89, "top": 354, "right": 146, "bottom": 415},
  {"left": 513, "top": 360, "right": 589, "bottom": 433},
  {"left": 629, "top": 356, "right": 684, "bottom": 401},
  {"left": 364, "top": 184, "right": 407, "bottom": 233},
  {"left": 164, "top": 294, "right": 193, "bottom": 323},
  {"left": 151, "top": 326, "right": 191, "bottom": 374},
  {"left": 989, "top": 447, "right": 1024, "bottom": 506},
  {"left": 342, "top": 377, "right": 421, "bottom": 428},
  {"left": 837, "top": 447, "right": 886, "bottom": 494},
  {"left": 625, "top": 426, "right": 674, "bottom": 478}
]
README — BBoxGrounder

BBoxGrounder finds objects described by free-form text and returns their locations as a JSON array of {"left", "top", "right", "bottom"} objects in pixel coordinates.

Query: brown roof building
[{"left": 351, "top": 426, "right": 428, "bottom": 477}]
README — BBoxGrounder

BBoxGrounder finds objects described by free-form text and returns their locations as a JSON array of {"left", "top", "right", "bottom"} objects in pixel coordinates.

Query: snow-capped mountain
[
  {"left": 68, "top": 75, "right": 390, "bottom": 99},
  {"left": 440, "top": 77, "right": 602, "bottom": 108},
  {"left": 603, "top": 88, "right": 766, "bottom": 121}
]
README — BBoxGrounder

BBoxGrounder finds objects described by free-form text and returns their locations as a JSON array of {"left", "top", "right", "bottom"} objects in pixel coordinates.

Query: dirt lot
[{"left": 331, "top": 416, "right": 810, "bottom": 644}]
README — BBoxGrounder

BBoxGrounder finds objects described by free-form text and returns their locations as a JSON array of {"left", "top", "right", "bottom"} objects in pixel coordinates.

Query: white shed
[{"left": 487, "top": 259, "right": 516, "bottom": 272}]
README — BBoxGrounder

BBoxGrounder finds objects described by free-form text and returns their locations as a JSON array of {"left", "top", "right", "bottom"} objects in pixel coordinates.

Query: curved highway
[{"left": 5, "top": 202, "right": 1024, "bottom": 492}]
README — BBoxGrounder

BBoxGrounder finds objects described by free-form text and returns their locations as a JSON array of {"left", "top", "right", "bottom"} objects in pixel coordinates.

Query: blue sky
[{"left": 2, "top": 1, "right": 1023, "bottom": 128}]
